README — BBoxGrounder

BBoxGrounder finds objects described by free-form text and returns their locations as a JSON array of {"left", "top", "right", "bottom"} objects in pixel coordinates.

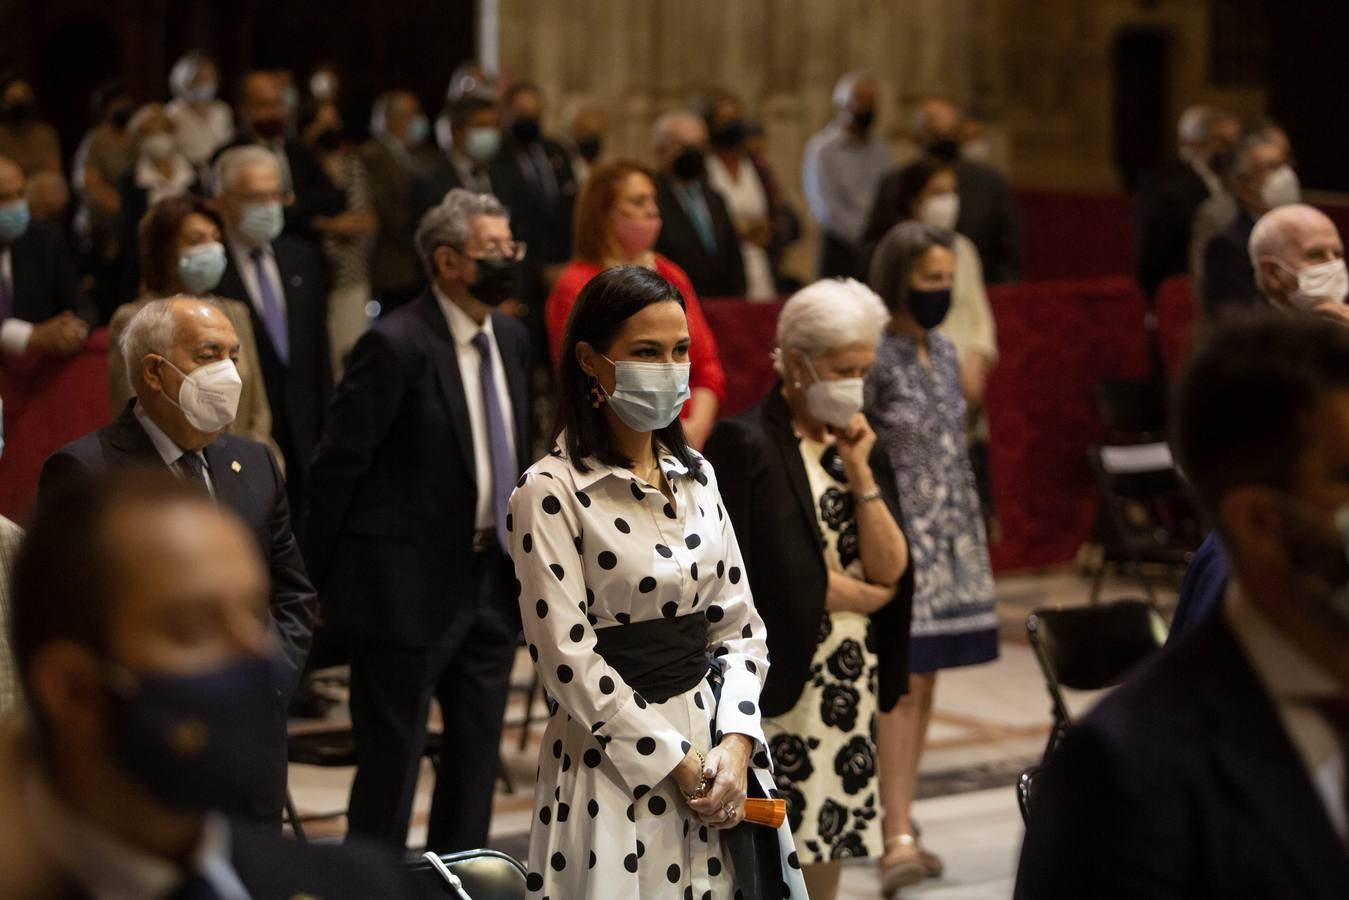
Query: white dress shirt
[
  {"left": 228, "top": 239, "right": 287, "bottom": 323},
  {"left": 135, "top": 404, "right": 216, "bottom": 497},
  {"left": 434, "top": 285, "right": 516, "bottom": 531},
  {"left": 705, "top": 153, "right": 776, "bottom": 299},
  {"left": 1225, "top": 581, "right": 1347, "bottom": 840},
  {"left": 0, "top": 246, "right": 33, "bottom": 356}
]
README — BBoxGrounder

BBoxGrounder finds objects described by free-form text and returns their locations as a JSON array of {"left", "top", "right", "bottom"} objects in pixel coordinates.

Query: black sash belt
[{"left": 592, "top": 613, "right": 712, "bottom": 703}]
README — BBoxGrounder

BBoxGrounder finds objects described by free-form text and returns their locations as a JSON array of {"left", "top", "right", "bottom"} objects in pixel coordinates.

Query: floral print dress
[{"left": 761, "top": 435, "right": 882, "bottom": 863}]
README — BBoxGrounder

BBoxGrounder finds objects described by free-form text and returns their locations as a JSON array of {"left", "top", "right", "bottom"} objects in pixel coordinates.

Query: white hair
[
  {"left": 121, "top": 296, "right": 226, "bottom": 388},
  {"left": 651, "top": 110, "right": 702, "bottom": 150},
  {"left": 168, "top": 51, "right": 212, "bottom": 99},
  {"left": 1248, "top": 203, "right": 1337, "bottom": 268},
  {"left": 212, "top": 145, "right": 281, "bottom": 197},
  {"left": 414, "top": 188, "right": 509, "bottom": 277},
  {"left": 1177, "top": 104, "right": 1212, "bottom": 146},
  {"left": 773, "top": 279, "right": 890, "bottom": 374}
]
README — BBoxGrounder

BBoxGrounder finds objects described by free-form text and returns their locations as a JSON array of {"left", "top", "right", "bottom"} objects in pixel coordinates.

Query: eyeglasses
[{"left": 457, "top": 241, "right": 528, "bottom": 264}]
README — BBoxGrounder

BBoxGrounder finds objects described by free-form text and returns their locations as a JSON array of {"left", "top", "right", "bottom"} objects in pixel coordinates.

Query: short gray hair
[
  {"left": 868, "top": 221, "right": 956, "bottom": 312},
  {"left": 774, "top": 279, "right": 889, "bottom": 373},
  {"left": 120, "top": 295, "right": 224, "bottom": 387},
  {"left": 212, "top": 145, "right": 281, "bottom": 196},
  {"left": 652, "top": 110, "right": 702, "bottom": 151},
  {"left": 414, "top": 188, "right": 509, "bottom": 277}
]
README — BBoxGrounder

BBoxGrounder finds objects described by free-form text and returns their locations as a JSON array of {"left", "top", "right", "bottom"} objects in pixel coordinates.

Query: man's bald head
[
  {"left": 913, "top": 98, "right": 962, "bottom": 146},
  {"left": 1249, "top": 204, "right": 1346, "bottom": 309}
]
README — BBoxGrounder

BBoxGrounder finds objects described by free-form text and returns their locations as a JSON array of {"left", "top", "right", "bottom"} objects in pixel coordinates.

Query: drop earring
[{"left": 589, "top": 375, "right": 606, "bottom": 408}]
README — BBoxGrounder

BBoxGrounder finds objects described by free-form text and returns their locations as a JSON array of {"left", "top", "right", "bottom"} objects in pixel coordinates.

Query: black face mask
[
  {"left": 2, "top": 102, "right": 35, "bottom": 125},
  {"left": 850, "top": 109, "right": 875, "bottom": 135},
  {"left": 709, "top": 119, "right": 746, "bottom": 150},
  {"left": 575, "top": 134, "right": 602, "bottom": 163},
  {"left": 314, "top": 128, "right": 343, "bottom": 152},
  {"left": 907, "top": 287, "right": 952, "bottom": 330},
  {"left": 107, "top": 653, "right": 288, "bottom": 813},
  {"left": 928, "top": 139, "right": 960, "bottom": 162},
  {"left": 672, "top": 147, "right": 705, "bottom": 181},
  {"left": 471, "top": 256, "right": 520, "bottom": 306},
  {"left": 511, "top": 117, "right": 541, "bottom": 145}
]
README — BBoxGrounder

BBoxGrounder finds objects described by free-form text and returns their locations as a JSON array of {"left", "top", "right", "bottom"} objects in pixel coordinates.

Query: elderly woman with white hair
[{"left": 703, "top": 278, "right": 912, "bottom": 900}]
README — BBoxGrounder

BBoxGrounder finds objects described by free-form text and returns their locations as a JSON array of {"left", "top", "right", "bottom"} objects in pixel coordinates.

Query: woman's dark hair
[
  {"left": 552, "top": 265, "right": 697, "bottom": 473},
  {"left": 138, "top": 194, "right": 225, "bottom": 296},
  {"left": 868, "top": 220, "right": 955, "bottom": 313},
  {"left": 894, "top": 154, "right": 956, "bottom": 219}
]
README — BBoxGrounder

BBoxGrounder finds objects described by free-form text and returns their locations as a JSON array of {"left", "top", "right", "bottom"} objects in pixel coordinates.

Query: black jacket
[
  {"left": 37, "top": 404, "right": 316, "bottom": 818},
  {"left": 862, "top": 158, "right": 1022, "bottom": 284},
  {"left": 217, "top": 235, "right": 332, "bottom": 508},
  {"left": 2, "top": 218, "right": 86, "bottom": 325},
  {"left": 408, "top": 154, "right": 471, "bottom": 236},
  {"left": 655, "top": 173, "right": 747, "bottom": 299},
  {"left": 303, "top": 291, "right": 531, "bottom": 648},
  {"left": 1017, "top": 611, "right": 1349, "bottom": 898},
  {"left": 487, "top": 136, "right": 577, "bottom": 269},
  {"left": 703, "top": 387, "right": 914, "bottom": 717},
  {"left": 1134, "top": 159, "right": 1212, "bottom": 299},
  {"left": 1201, "top": 208, "right": 1262, "bottom": 318}
]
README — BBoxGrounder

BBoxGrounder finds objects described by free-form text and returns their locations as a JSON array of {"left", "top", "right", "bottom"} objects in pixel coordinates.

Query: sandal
[
  {"left": 908, "top": 818, "right": 944, "bottom": 878},
  {"left": 880, "top": 834, "right": 926, "bottom": 896}
]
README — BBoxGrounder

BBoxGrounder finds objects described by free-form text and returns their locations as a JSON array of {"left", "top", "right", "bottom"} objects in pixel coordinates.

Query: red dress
[{"left": 545, "top": 256, "right": 727, "bottom": 409}]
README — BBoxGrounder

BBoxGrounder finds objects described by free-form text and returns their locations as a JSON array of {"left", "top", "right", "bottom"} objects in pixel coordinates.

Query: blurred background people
[
  {"left": 1249, "top": 203, "right": 1348, "bottom": 319},
  {"left": 802, "top": 71, "right": 890, "bottom": 281},
  {"left": 71, "top": 80, "right": 137, "bottom": 321},
  {"left": 106, "top": 194, "right": 276, "bottom": 460},
  {"left": 116, "top": 103, "right": 200, "bottom": 298},
  {"left": 652, "top": 110, "right": 745, "bottom": 298},
  {"left": 545, "top": 159, "right": 725, "bottom": 448},
  {"left": 362, "top": 89, "right": 436, "bottom": 314},
  {"left": 166, "top": 51, "right": 234, "bottom": 173},
  {"left": 865, "top": 221, "right": 999, "bottom": 887},
  {"left": 704, "top": 90, "right": 776, "bottom": 299},
  {"left": 25, "top": 170, "right": 69, "bottom": 224},
  {"left": 412, "top": 91, "right": 499, "bottom": 228},
  {"left": 0, "top": 410, "right": 18, "bottom": 717},
  {"left": 565, "top": 100, "right": 608, "bottom": 185},
  {"left": 744, "top": 118, "right": 803, "bottom": 295},
  {"left": 0, "top": 75, "right": 62, "bottom": 178},
  {"left": 704, "top": 278, "right": 912, "bottom": 900}
]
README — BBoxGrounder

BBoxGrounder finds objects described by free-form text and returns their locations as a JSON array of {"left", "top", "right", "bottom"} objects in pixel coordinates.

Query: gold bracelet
[{"left": 680, "top": 750, "right": 708, "bottom": 801}]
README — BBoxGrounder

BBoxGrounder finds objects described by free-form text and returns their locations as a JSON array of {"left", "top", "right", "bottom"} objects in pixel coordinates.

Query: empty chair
[
  {"left": 406, "top": 849, "right": 529, "bottom": 899},
  {"left": 1027, "top": 599, "right": 1167, "bottom": 759}
]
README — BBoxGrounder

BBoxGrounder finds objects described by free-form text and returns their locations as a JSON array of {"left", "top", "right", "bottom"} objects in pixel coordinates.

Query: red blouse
[{"left": 545, "top": 256, "right": 727, "bottom": 407}]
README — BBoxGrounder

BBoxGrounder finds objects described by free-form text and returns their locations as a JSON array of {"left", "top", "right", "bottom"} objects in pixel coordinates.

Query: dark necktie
[
  {"left": 470, "top": 330, "right": 515, "bottom": 550},
  {"left": 249, "top": 248, "right": 289, "bottom": 365},
  {"left": 168, "top": 872, "right": 221, "bottom": 900},
  {"left": 177, "top": 451, "right": 212, "bottom": 497},
  {"left": 679, "top": 183, "right": 717, "bottom": 254}
]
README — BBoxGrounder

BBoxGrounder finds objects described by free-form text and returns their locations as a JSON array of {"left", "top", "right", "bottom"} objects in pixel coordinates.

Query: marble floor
[{"left": 286, "top": 564, "right": 1178, "bottom": 898}]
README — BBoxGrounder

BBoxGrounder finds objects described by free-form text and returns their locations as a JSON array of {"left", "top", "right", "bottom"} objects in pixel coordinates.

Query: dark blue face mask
[
  {"left": 908, "top": 287, "right": 952, "bottom": 330},
  {"left": 105, "top": 652, "right": 287, "bottom": 813}
]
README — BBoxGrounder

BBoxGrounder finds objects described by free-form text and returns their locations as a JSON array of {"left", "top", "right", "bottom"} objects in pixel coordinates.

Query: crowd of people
[{"left": 0, "top": 49, "right": 1347, "bottom": 900}]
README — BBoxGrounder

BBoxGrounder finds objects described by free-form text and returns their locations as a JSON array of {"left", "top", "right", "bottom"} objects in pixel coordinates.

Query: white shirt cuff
[{"left": 0, "top": 319, "right": 33, "bottom": 355}]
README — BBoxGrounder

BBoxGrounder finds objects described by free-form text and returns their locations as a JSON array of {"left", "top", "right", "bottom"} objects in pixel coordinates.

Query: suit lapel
[
  {"left": 417, "top": 293, "right": 477, "bottom": 482},
  {"left": 203, "top": 437, "right": 246, "bottom": 511},
  {"left": 103, "top": 402, "right": 164, "bottom": 465},
  {"left": 761, "top": 388, "right": 823, "bottom": 545},
  {"left": 1198, "top": 618, "right": 1349, "bottom": 894}
]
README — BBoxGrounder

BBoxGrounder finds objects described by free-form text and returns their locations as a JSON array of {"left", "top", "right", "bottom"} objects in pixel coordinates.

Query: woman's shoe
[
  {"left": 918, "top": 845, "right": 945, "bottom": 878},
  {"left": 881, "top": 834, "right": 927, "bottom": 896}
]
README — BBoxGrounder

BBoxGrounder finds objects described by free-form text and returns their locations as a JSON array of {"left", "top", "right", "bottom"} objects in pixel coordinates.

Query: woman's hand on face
[
  {"left": 687, "top": 735, "right": 751, "bottom": 828},
  {"left": 833, "top": 412, "right": 877, "bottom": 484}
]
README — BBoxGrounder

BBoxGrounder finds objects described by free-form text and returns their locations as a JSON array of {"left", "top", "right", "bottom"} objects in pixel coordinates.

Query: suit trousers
[{"left": 345, "top": 545, "right": 518, "bottom": 854}]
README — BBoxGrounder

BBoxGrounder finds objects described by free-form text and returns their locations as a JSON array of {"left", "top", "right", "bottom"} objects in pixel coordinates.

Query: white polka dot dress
[{"left": 507, "top": 443, "right": 808, "bottom": 899}]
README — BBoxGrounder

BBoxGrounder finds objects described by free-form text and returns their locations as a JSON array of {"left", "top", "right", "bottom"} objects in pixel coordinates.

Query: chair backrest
[
  {"left": 405, "top": 849, "right": 528, "bottom": 899},
  {"left": 1028, "top": 599, "right": 1167, "bottom": 693},
  {"left": 1096, "top": 377, "right": 1168, "bottom": 438},
  {"left": 1017, "top": 765, "right": 1041, "bottom": 825}
]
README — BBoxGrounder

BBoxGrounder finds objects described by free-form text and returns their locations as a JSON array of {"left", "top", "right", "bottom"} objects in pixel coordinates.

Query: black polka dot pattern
[
  {"left": 636, "top": 737, "right": 656, "bottom": 755},
  {"left": 638, "top": 576, "right": 657, "bottom": 593},
  {"left": 522, "top": 533, "right": 533, "bottom": 553},
  {"left": 598, "top": 551, "right": 617, "bottom": 569},
  {"left": 542, "top": 495, "right": 562, "bottom": 515}
]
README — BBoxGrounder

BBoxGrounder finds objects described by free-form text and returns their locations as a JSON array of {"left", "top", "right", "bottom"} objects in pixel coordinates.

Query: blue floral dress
[{"left": 864, "top": 332, "right": 998, "bottom": 673}]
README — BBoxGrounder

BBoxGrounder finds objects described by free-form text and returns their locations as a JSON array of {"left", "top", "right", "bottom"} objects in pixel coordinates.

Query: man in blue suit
[{"left": 1018, "top": 313, "right": 1349, "bottom": 898}]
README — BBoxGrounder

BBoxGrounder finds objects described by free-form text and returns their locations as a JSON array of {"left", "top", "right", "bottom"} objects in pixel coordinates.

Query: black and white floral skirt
[{"left": 763, "top": 610, "right": 881, "bottom": 864}]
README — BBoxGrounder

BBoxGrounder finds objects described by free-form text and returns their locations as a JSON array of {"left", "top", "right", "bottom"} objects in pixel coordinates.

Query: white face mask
[
  {"left": 158, "top": 357, "right": 242, "bottom": 433},
  {"left": 800, "top": 356, "right": 864, "bottom": 429},
  {"left": 1277, "top": 258, "right": 1349, "bottom": 310},
  {"left": 918, "top": 191, "right": 960, "bottom": 231},
  {"left": 600, "top": 356, "right": 692, "bottom": 432},
  {"left": 1260, "top": 165, "right": 1300, "bottom": 209}
]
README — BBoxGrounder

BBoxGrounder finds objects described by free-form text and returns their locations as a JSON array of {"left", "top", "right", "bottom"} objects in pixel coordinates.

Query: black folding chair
[
  {"left": 405, "top": 849, "right": 528, "bottom": 899},
  {"left": 1027, "top": 599, "right": 1167, "bottom": 760},
  {"left": 1016, "top": 765, "right": 1040, "bottom": 825}
]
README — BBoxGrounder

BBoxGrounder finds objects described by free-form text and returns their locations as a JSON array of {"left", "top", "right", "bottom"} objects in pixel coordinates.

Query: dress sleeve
[
  {"left": 696, "top": 459, "right": 772, "bottom": 767},
  {"left": 508, "top": 471, "right": 693, "bottom": 794}
]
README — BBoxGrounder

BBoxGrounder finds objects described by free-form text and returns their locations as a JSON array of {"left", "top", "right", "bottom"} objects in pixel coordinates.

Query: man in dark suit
[
  {"left": 305, "top": 188, "right": 530, "bottom": 854},
  {"left": 361, "top": 89, "right": 437, "bottom": 314},
  {"left": 488, "top": 82, "right": 576, "bottom": 354},
  {"left": 213, "top": 144, "right": 332, "bottom": 517},
  {"left": 1018, "top": 313, "right": 1349, "bottom": 898},
  {"left": 910, "top": 98, "right": 1021, "bottom": 283},
  {"left": 4, "top": 472, "right": 416, "bottom": 899},
  {"left": 652, "top": 110, "right": 746, "bottom": 298},
  {"left": 211, "top": 70, "right": 346, "bottom": 241},
  {"left": 0, "top": 154, "right": 90, "bottom": 356},
  {"left": 1133, "top": 105, "right": 1241, "bottom": 299},
  {"left": 37, "top": 296, "right": 315, "bottom": 820},
  {"left": 409, "top": 92, "right": 500, "bottom": 252}
]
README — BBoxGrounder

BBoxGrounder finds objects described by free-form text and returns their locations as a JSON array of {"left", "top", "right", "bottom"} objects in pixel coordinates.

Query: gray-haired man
[{"left": 305, "top": 188, "right": 531, "bottom": 854}]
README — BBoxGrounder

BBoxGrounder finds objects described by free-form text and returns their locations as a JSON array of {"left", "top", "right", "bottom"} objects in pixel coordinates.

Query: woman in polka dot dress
[{"left": 507, "top": 266, "right": 806, "bottom": 898}]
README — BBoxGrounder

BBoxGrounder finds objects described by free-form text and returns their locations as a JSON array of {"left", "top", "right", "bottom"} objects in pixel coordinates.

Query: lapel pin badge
[{"left": 231, "top": 460, "right": 242, "bottom": 473}]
